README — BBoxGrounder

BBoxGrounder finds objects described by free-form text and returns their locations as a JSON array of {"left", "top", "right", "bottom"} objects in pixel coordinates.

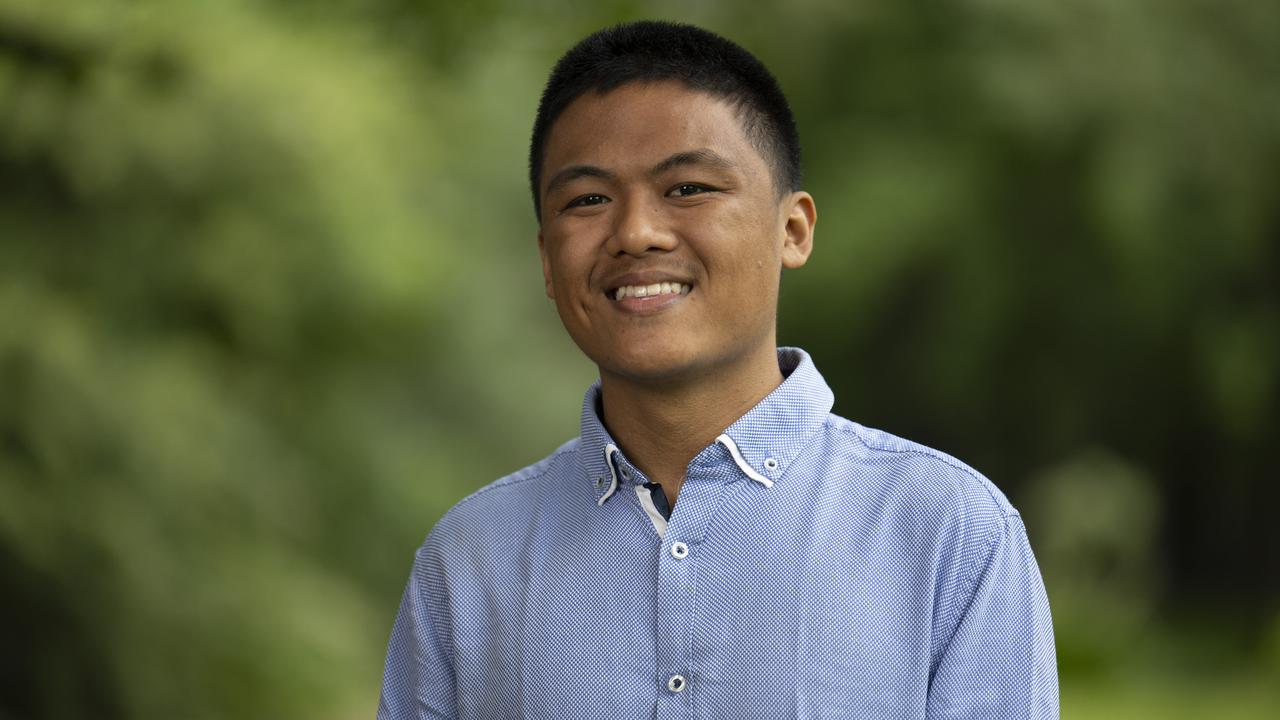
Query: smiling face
[{"left": 537, "top": 81, "right": 815, "bottom": 387}]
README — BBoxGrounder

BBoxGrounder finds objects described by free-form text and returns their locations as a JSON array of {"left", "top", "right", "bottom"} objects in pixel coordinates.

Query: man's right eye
[{"left": 565, "top": 194, "right": 609, "bottom": 210}]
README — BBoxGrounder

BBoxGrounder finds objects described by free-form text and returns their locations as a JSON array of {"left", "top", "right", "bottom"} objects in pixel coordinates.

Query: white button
[
  {"left": 670, "top": 542, "right": 689, "bottom": 559},
  {"left": 763, "top": 457, "right": 778, "bottom": 471},
  {"left": 667, "top": 674, "right": 687, "bottom": 693}
]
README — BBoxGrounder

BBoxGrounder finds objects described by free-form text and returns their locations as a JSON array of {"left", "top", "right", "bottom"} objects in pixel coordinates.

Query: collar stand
[{"left": 579, "top": 347, "right": 834, "bottom": 503}]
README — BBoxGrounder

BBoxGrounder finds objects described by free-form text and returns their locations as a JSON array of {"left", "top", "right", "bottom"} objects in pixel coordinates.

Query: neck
[{"left": 598, "top": 344, "right": 784, "bottom": 505}]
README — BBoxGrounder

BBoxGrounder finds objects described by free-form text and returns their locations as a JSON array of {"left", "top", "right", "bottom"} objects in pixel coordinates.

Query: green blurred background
[{"left": 2, "top": 0, "right": 1277, "bottom": 717}]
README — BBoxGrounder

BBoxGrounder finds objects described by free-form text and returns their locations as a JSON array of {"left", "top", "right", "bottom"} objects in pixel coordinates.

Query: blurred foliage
[
  {"left": 1022, "top": 450, "right": 1162, "bottom": 674},
  {"left": 1, "top": 0, "right": 1277, "bottom": 717}
]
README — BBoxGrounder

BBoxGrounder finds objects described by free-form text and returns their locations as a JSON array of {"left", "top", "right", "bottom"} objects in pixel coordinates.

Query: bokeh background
[{"left": 2, "top": 0, "right": 1278, "bottom": 717}]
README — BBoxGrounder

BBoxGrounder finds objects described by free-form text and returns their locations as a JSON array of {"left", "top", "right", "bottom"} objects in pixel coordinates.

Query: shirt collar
[{"left": 579, "top": 347, "right": 835, "bottom": 505}]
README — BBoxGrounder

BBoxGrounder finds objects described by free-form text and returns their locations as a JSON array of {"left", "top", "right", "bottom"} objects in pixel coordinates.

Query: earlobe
[
  {"left": 537, "top": 232, "right": 555, "bottom": 299},
  {"left": 781, "top": 191, "right": 816, "bottom": 269}
]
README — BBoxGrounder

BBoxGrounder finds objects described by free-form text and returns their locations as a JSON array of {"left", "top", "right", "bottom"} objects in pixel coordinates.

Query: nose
[{"left": 604, "top": 193, "right": 678, "bottom": 257}]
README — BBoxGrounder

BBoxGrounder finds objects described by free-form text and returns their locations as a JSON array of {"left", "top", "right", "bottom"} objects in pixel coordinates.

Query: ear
[
  {"left": 537, "top": 231, "right": 555, "bottom": 299},
  {"left": 780, "top": 191, "right": 816, "bottom": 270}
]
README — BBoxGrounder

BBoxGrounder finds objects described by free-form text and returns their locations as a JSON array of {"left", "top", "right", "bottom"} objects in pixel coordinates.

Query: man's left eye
[{"left": 668, "top": 184, "right": 709, "bottom": 198}]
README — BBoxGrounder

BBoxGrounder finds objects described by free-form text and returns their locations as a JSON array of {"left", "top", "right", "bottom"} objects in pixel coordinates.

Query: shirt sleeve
[
  {"left": 926, "top": 513, "right": 1059, "bottom": 720},
  {"left": 377, "top": 543, "right": 458, "bottom": 720}
]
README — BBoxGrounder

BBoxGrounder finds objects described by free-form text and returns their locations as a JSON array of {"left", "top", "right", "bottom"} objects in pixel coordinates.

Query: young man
[{"left": 379, "top": 21, "right": 1057, "bottom": 719}]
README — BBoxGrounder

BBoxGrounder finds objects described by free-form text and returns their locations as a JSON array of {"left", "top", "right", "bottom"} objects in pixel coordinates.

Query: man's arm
[
  {"left": 926, "top": 513, "right": 1058, "bottom": 719},
  {"left": 377, "top": 544, "right": 457, "bottom": 720}
]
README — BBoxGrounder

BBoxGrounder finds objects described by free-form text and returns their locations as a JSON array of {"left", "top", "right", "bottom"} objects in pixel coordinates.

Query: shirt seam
[
  {"left": 963, "top": 514, "right": 1008, "bottom": 610},
  {"left": 415, "top": 443, "right": 579, "bottom": 671},
  {"left": 940, "top": 513, "right": 1011, "bottom": 663},
  {"left": 771, "top": 416, "right": 833, "bottom": 483},
  {"left": 823, "top": 416, "right": 1019, "bottom": 520},
  {"left": 824, "top": 416, "right": 1021, "bottom": 664},
  {"left": 434, "top": 442, "right": 578, "bottom": 522}
]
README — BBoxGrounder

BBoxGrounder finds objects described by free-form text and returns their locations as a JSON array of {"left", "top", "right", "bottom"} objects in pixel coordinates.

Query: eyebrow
[
  {"left": 543, "top": 165, "right": 618, "bottom": 198},
  {"left": 650, "top": 148, "right": 737, "bottom": 176},
  {"left": 542, "top": 148, "right": 738, "bottom": 198}
]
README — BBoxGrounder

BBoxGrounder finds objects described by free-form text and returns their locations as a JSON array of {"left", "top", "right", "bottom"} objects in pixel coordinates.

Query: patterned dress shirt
[{"left": 378, "top": 347, "right": 1058, "bottom": 719}]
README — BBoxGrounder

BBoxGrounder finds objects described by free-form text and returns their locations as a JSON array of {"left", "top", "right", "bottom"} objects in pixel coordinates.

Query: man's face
[{"left": 537, "top": 81, "right": 814, "bottom": 385}]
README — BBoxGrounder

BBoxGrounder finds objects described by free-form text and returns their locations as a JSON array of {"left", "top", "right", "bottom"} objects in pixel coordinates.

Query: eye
[
  {"left": 564, "top": 193, "right": 610, "bottom": 210},
  {"left": 668, "top": 183, "right": 711, "bottom": 198}
]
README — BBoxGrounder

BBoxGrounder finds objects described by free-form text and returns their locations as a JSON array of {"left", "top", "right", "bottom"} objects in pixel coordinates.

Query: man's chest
[{"left": 445, "top": 491, "right": 941, "bottom": 719}]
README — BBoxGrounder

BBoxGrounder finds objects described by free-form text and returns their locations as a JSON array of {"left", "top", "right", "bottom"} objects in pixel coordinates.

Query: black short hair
[{"left": 528, "top": 21, "right": 802, "bottom": 222}]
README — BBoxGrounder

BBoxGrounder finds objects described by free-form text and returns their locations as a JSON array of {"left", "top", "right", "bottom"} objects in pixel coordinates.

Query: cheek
[
  {"left": 714, "top": 213, "right": 781, "bottom": 275},
  {"left": 547, "top": 226, "right": 604, "bottom": 282},
  {"left": 546, "top": 249, "right": 598, "bottom": 321},
  {"left": 545, "top": 243, "right": 583, "bottom": 286}
]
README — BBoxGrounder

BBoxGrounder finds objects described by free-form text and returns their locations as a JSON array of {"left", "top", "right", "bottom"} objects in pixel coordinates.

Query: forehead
[{"left": 541, "top": 81, "right": 769, "bottom": 187}]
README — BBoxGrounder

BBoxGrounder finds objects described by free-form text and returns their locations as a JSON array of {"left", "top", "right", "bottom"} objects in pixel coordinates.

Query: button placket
[{"left": 653, "top": 472, "right": 733, "bottom": 714}]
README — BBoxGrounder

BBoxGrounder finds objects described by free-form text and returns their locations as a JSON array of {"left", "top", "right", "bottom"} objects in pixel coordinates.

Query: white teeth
[{"left": 613, "top": 283, "right": 690, "bottom": 300}]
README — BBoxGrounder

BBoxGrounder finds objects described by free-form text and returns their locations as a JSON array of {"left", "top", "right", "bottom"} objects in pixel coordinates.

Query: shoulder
[
  {"left": 815, "top": 413, "right": 1018, "bottom": 539},
  {"left": 815, "top": 415, "right": 1028, "bottom": 612},
  {"left": 418, "top": 437, "right": 582, "bottom": 557}
]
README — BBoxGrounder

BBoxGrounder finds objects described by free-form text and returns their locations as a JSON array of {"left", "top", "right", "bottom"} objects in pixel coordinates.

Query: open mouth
[{"left": 607, "top": 282, "right": 692, "bottom": 301}]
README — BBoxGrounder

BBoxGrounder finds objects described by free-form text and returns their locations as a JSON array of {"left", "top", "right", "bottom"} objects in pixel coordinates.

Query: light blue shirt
[{"left": 378, "top": 348, "right": 1058, "bottom": 719}]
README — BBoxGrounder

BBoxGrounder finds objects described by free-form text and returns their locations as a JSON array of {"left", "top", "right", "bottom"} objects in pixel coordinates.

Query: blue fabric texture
[{"left": 378, "top": 347, "right": 1058, "bottom": 719}]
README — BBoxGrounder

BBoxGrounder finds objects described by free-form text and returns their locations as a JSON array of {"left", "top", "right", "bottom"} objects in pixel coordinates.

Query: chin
[{"left": 591, "top": 342, "right": 716, "bottom": 386}]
